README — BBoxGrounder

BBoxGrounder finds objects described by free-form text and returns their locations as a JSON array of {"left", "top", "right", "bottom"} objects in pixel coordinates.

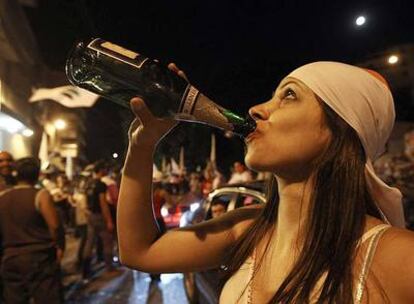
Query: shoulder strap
[
  {"left": 247, "top": 249, "right": 256, "bottom": 304},
  {"left": 354, "top": 225, "right": 390, "bottom": 303},
  {"left": 358, "top": 224, "right": 390, "bottom": 245}
]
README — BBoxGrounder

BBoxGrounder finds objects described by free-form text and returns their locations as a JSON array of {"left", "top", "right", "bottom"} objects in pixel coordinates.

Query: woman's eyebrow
[
  {"left": 274, "top": 80, "right": 301, "bottom": 96},
  {"left": 280, "top": 80, "right": 299, "bottom": 89}
]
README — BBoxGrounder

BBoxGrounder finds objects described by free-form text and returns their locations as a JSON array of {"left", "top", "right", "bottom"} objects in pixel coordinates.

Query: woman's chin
[{"left": 245, "top": 155, "right": 273, "bottom": 172}]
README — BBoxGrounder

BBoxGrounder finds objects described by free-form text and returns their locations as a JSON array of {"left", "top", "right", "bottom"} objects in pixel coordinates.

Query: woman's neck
[{"left": 273, "top": 175, "right": 314, "bottom": 255}]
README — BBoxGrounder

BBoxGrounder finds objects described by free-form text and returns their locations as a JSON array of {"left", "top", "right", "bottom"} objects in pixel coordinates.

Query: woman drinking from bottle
[{"left": 117, "top": 62, "right": 414, "bottom": 303}]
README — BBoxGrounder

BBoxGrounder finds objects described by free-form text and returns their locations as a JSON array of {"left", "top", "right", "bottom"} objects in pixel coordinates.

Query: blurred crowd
[
  {"left": 373, "top": 129, "right": 414, "bottom": 228},
  {"left": 0, "top": 154, "right": 122, "bottom": 303},
  {"left": 0, "top": 149, "right": 267, "bottom": 303}
]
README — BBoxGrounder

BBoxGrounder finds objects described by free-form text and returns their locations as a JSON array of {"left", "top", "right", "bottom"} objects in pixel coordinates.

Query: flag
[
  {"left": 0, "top": 79, "right": 3, "bottom": 112},
  {"left": 179, "top": 146, "right": 185, "bottom": 173},
  {"left": 210, "top": 133, "right": 216, "bottom": 165},
  {"left": 161, "top": 156, "right": 167, "bottom": 174},
  {"left": 153, "top": 164, "right": 163, "bottom": 182},
  {"left": 29, "top": 86, "right": 99, "bottom": 108},
  {"left": 66, "top": 156, "right": 73, "bottom": 180},
  {"left": 38, "top": 131, "right": 49, "bottom": 170},
  {"left": 171, "top": 157, "right": 181, "bottom": 175}
]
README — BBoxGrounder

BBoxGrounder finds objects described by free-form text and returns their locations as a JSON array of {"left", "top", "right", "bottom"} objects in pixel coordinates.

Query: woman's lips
[
  {"left": 245, "top": 130, "right": 259, "bottom": 144},
  {"left": 245, "top": 121, "right": 264, "bottom": 144}
]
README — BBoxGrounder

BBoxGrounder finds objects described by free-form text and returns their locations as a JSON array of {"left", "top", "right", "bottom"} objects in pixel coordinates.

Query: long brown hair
[{"left": 221, "top": 100, "right": 383, "bottom": 303}]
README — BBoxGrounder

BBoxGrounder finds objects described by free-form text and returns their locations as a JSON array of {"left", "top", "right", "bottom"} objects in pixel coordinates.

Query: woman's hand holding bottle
[{"left": 127, "top": 63, "right": 186, "bottom": 149}]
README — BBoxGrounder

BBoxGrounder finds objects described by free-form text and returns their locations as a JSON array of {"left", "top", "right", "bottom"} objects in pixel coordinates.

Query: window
[{"left": 235, "top": 194, "right": 262, "bottom": 209}]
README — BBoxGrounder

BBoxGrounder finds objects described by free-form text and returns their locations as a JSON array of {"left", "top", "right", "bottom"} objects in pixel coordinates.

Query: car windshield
[{"left": 235, "top": 194, "right": 262, "bottom": 208}]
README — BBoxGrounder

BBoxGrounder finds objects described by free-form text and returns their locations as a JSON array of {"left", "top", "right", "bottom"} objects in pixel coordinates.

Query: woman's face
[{"left": 245, "top": 77, "right": 332, "bottom": 179}]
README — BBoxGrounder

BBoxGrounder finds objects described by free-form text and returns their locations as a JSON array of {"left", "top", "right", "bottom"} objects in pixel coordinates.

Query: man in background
[
  {"left": 82, "top": 161, "right": 114, "bottom": 278},
  {"left": 211, "top": 199, "right": 227, "bottom": 219},
  {"left": 0, "top": 151, "right": 16, "bottom": 192},
  {"left": 0, "top": 157, "right": 64, "bottom": 303}
]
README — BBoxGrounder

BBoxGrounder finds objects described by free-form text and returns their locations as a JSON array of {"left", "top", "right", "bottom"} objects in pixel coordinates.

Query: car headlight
[
  {"left": 190, "top": 202, "right": 200, "bottom": 212},
  {"left": 179, "top": 215, "right": 188, "bottom": 228},
  {"left": 161, "top": 207, "right": 169, "bottom": 217}
]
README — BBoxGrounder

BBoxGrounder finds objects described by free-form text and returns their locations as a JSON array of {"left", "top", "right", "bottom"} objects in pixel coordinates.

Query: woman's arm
[{"left": 117, "top": 97, "right": 260, "bottom": 273}]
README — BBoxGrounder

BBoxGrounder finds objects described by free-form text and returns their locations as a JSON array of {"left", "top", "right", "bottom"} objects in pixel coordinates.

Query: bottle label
[
  {"left": 179, "top": 85, "right": 199, "bottom": 115},
  {"left": 88, "top": 38, "right": 148, "bottom": 69}
]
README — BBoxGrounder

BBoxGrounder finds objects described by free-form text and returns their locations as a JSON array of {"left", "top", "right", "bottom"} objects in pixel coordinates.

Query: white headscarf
[{"left": 288, "top": 61, "right": 405, "bottom": 227}]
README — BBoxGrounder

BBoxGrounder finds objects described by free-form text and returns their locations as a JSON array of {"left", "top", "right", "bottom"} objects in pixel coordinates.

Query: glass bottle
[{"left": 65, "top": 38, "right": 256, "bottom": 137}]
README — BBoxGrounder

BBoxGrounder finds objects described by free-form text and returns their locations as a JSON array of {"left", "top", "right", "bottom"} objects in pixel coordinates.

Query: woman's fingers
[
  {"left": 168, "top": 63, "right": 189, "bottom": 81},
  {"left": 168, "top": 63, "right": 180, "bottom": 73},
  {"left": 127, "top": 118, "right": 141, "bottom": 139},
  {"left": 130, "top": 97, "right": 154, "bottom": 125},
  {"left": 128, "top": 97, "right": 179, "bottom": 144}
]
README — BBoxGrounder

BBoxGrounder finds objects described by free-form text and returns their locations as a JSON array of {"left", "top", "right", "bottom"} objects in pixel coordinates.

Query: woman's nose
[{"left": 248, "top": 103, "right": 269, "bottom": 121}]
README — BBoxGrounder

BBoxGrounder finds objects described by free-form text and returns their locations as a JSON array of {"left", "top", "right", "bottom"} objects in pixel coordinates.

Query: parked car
[
  {"left": 161, "top": 181, "right": 195, "bottom": 228},
  {"left": 162, "top": 203, "right": 189, "bottom": 228},
  {"left": 181, "top": 181, "right": 267, "bottom": 304}
]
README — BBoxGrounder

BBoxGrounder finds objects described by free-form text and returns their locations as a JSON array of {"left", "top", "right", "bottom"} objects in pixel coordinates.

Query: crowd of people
[
  {"left": 0, "top": 147, "right": 264, "bottom": 303},
  {"left": 374, "top": 129, "right": 414, "bottom": 228},
  {"left": 0, "top": 153, "right": 122, "bottom": 303}
]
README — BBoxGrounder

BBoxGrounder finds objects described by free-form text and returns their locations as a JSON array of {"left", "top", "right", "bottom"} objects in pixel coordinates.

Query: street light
[
  {"left": 54, "top": 119, "right": 67, "bottom": 130},
  {"left": 355, "top": 16, "right": 366, "bottom": 26},
  {"left": 0, "top": 113, "right": 24, "bottom": 133},
  {"left": 388, "top": 55, "right": 399, "bottom": 65},
  {"left": 112, "top": 152, "right": 119, "bottom": 159},
  {"left": 22, "top": 129, "right": 34, "bottom": 137}
]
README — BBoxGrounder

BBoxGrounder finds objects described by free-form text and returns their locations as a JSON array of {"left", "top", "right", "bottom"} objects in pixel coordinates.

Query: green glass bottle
[{"left": 65, "top": 38, "right": 256, "bottom": 137}]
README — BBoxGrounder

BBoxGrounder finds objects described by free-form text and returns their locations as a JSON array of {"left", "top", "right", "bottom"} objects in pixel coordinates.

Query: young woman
[{"left": 117, "top": 62, "right": 414, "bottom": 303}]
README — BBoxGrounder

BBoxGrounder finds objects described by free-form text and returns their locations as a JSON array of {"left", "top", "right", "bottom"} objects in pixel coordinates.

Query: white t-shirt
[
  {"left": 227, "top": 171, "right": 252, "bottom": 184},
  {"left": 72, "top": 192, "right": 88, "bottom": 225}
]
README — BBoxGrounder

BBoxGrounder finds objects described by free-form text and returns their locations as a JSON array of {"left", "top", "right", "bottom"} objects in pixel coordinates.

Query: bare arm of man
[
  {"left": 99, "top": 191, "right": 114, "bottom": 232},
  {"left": 37, "top": 189, "right": 65, "bottom": 260}
]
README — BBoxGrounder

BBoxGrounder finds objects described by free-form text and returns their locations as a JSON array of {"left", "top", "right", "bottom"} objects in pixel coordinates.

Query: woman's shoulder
[
  {"left": 378, "top": 225, "right": 414, "bottom": 258},
  {"left": 378, "top": 225, "right": 414, "bottom": 262},
  {"left": 373, "top": 225, "right": 414, "bottom": 302},
  {"left": 364, "top": 216, "right": 414, "bottom": 248}
]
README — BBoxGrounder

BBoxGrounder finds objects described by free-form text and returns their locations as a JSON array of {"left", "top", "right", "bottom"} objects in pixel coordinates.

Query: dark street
[{"left": 62, "top": 235, "right": 189, "bottom": 304}]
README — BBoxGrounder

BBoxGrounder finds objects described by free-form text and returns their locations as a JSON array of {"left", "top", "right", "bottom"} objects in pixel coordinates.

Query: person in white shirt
[
  {"left": 70, "top": 178, "right": 89, "bottom": 269},
  {"left": 227, "top": 161, "right": 252, "bottom": 184}
]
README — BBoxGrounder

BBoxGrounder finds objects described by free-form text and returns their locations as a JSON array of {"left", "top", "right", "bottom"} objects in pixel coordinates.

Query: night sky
[{"left": 24, "top": 0, "right": 414, "bottom": 174}]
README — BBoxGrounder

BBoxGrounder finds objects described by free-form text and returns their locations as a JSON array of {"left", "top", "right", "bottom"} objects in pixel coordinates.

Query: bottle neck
[
  {"left": 224, "top": 111, "right": 256, "bottom": 138},
  {"left": 176, "top": 85, "right": 256, "bottom": 137}
]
